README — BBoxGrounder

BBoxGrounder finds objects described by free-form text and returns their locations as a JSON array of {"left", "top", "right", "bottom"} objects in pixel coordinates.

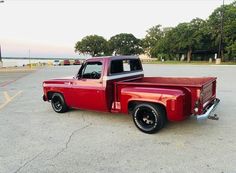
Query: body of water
[{"left": 1, "top": 59, "right": 53, "bottom": 67}]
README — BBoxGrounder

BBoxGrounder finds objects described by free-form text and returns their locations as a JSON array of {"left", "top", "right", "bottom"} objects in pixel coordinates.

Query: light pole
[
  {"left": 0, "top": 45, "right": 2, "bottom": 68},
  {"left": 218, "top": 0, "right": 225, "bottom": 61},
  {"left": 0, "top": 45, "right": 2, "bottom": 61},
  {"left": 0, "top": 0, "right": 3, "bottom": 66},
  {"left": 0, "top": 44, "right": 2, "bottom": 60}
]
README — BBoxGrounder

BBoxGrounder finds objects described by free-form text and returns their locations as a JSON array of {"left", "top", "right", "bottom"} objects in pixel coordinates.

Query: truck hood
[{"left": 51, "top": 76, "right": 75, "bottom": 80}]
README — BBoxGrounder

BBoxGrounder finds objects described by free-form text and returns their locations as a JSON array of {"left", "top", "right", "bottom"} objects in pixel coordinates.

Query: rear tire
[
  {"left": 51, "top": 93, "right": 68, "bottom": 113},
  {"left": 132, "top": 103, "right": 166, "bottom": 134}
]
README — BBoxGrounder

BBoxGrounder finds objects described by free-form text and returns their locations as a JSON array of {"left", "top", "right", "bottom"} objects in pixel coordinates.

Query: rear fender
[{"left": 120, "top": 87, "right": 187, "bottom": 121}]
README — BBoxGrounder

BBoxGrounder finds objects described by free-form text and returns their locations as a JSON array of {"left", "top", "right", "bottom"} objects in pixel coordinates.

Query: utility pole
[
  {"left": 0, "top": 45, "right": 2, "bottom": 61},
  {"left": 0, "top": 45, "right": 2, "bottom": 68},
  {"left": 0, "top": 1, "right": 4, "bottom": 67},
  {"left": 218, "top": 0, "right": 225, "bottom": 61}
]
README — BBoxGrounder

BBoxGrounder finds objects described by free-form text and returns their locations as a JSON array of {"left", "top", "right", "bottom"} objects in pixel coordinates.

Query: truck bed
[
  {"left": 116, "top": 76, "right": 217, "bottom": 115},
  {"left": 126, "top": 77, "right": 216, "bottom": 87}
]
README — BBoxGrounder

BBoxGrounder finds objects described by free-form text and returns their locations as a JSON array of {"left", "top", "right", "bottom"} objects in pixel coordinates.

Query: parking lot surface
[
  {"left": 0, "top": 70, "right": 33, "bottom": 87},
  {"left": 0, "top": 65, "right": 235, "bottom": 173}
]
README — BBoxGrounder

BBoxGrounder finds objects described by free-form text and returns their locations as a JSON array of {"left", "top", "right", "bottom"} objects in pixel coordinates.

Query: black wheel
[
  {"left": 51, "top": 93, "right": 68, "bottom": 113},
  {"left": 132, "top": 103, "right": 166, "bottom": 134}
]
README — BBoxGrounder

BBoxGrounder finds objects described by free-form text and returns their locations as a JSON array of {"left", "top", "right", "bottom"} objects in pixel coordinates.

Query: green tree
[
  {"left": 75, "top": 35, "right": 108, "bottom": 57},
  {"left": 150, "top": 19, "right": 206, "bottom": 62},
  {"left": 149, "top": 27, "right": 175, "bottom": 59},
  {"left": 109, "top": 33, "right": 143, "bottom": 55},
  {"left": 174, "top": 18, "right": 206, "bottom": 62},
  {"left": 142, "top": 25, "right": 163, "bottom": 57},
  {"left": 208, "top": 1, "right": 236, "bottom": 61},
  {"left": 226, "top": 42, "right": 236, "bottom": 58}
]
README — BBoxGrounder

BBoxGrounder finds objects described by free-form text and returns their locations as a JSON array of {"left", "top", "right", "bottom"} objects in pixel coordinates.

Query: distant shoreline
[{"left": 0, "top": 66, "right": 39, "bottom": 72}]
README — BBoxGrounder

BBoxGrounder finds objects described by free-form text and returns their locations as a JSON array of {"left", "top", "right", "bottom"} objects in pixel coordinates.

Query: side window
[
  {"left": 81, "top": 62, "right": 102, "bottom": 79},
  {"left": 129, "top": 59, "right": 142, "bottom": 71},
  {"left": 110, "top": 59, "right": 142, "bottom": 75},
  {"left": 110, "top": 60, "right": 123, "bottom": 74}
]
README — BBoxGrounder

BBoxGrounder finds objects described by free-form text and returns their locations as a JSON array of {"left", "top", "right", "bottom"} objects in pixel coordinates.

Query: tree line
[{"left": 75, "top": 1, "right": 236, "bottom": 62}]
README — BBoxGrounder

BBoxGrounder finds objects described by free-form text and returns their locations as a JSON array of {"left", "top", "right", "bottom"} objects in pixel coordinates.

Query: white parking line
[{"left": 3, "top": 92, "right": 11, "bottom": 102}]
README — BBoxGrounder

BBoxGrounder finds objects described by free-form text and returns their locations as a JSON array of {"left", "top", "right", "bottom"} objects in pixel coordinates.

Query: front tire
[
  {"left": 51, "top": 93, "right": 68, "bottom": 113},
  {"left": 132, "top": 103, "right": 166, "bottom": 134}
]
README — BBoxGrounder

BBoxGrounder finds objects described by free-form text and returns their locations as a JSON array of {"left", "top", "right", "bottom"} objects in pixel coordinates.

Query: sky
[{"left": 0, "top": 0, "right": 234, "bottom": 58}]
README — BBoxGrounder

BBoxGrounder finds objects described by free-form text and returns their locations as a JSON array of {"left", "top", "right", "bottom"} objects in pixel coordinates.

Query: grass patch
[{"left": 142, "top": 60, "right": 236, "bottom": 65}]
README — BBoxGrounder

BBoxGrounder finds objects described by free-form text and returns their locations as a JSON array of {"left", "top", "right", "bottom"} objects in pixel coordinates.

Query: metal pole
[
  {"left": 1, "top": 1, "right": 4, "bottom": 67},
  {"left": 0, "top": 45, "right": 2, "bottom": 62},
  {"left": 218, "top": 0, "right": 225, "bottom": 60},
  {"left": 0, "top": 45, "right": 2, "bottom": 68}
]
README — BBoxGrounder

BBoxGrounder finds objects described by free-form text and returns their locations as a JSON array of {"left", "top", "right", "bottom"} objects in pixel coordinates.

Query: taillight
[
  {"left": 194, "top": 100, "right": 200, "bottom": 114},
  {"left": 196, "top": 89, "right": 200, "bottom": 98}
]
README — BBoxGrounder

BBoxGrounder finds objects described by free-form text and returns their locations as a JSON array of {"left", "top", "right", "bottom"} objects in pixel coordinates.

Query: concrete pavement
[{"left": 0, "top": 65, "right": 235, "bottom": 173}]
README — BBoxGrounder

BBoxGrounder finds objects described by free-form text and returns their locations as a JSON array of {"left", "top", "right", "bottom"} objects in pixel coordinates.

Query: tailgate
[{"left": 201, "top": 78, "right": 216, "bottom": 107}]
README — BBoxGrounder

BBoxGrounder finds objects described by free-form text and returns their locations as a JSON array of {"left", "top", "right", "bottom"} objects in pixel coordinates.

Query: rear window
[{"left": 110, "top": 59, "right": 142, "bottom": 75}]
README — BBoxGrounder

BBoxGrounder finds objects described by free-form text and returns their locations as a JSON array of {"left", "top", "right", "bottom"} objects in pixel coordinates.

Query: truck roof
[{"left": 87, "top": 55, "right": 139, "bottom": 61}]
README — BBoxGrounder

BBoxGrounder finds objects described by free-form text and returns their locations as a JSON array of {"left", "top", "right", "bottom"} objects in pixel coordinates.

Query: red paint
[
  {"left": 63, "top": 60, "right": 70, "bottom": 65},
  {"left": 43, "top": 56, "right": 218, "bottom": 122},
  {"left": 73, "top": 59, "right": 81, "bottom": 65},
  {"left": 0, "top": 80, "right": 14, "bottom": 87}
]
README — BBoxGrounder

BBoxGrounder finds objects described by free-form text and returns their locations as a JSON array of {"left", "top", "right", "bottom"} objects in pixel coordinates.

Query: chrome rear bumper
[{"left": 197, "top": 98, "right": 220, "bottom": 120}]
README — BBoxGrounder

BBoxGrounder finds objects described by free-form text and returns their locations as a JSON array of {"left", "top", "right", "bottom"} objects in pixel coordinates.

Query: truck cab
[{"left": 43, "top": 56, "right": 220, "bottom": 134}]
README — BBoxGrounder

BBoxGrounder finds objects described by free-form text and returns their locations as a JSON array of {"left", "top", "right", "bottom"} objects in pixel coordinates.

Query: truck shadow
[{"left": 67, "top": 109, "right": 213, "bottom": 135}]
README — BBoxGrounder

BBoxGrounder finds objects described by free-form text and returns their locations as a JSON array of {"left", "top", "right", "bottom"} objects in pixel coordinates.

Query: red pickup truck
[{"left": 43, "top": 56, "right": 220, "bottom": 133}]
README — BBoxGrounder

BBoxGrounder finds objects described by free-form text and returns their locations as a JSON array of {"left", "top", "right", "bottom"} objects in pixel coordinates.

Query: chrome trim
[
  {"left": 197, "top": 98, "right": 220, "bottom": 120},
  {"left": 103, "top": 71, "right": 144, "bottom": 81}
]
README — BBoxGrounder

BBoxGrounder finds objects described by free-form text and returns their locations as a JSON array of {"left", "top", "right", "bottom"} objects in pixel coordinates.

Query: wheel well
[
  {"left": 128, "top": 101, "right": 166, "bottom": 115},
  {"left": 47, "top": 91, "right": 65, "bottom": 101},
  {"left": 47, "top": 91, "right": 55, "bottom": 100}
]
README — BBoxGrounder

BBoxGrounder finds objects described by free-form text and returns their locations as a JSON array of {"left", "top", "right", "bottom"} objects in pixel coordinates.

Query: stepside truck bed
[{"left": 116, "top": 77, "right": 217, "bottom": 116}]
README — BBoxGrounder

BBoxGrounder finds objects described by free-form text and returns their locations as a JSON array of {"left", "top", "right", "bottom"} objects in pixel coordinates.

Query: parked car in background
[
  {"left": 63, "top": 59, "right": 70, "bottom": 66},
  {"left": 53, "top": 60, "right": 60, "bottom": 66},
  {"left": 73, "top": 59, "right": 81, "bottom": 65}
]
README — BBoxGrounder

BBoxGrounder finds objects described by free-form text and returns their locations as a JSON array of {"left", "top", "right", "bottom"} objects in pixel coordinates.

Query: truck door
[{"left": 71, "top": 60, "right": 107, "bottom": 111}]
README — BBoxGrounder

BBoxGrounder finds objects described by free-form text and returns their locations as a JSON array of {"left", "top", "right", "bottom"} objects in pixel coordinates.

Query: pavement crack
[
  {"left": 51, "top": 124, "right": 91, "bottom": 159},
  {"left": 81, "top": 112, "right": 85, "bottom": 122},
  {"left": 13, "top": 150, "right": 44, "bottom": 173}
]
